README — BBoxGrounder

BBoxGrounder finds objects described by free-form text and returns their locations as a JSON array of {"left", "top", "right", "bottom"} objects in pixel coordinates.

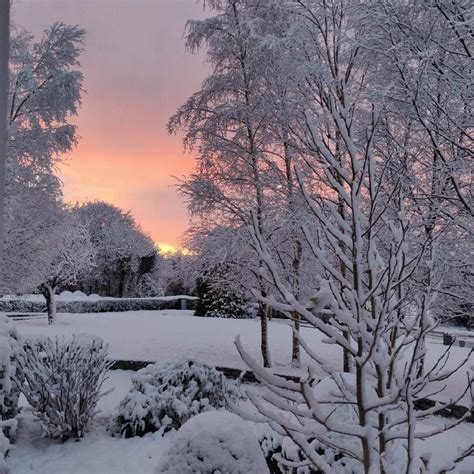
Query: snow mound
[
  {"left": 155, "top": 411, "right": 269, "bottom": 474},
  {"left": 58, "top": 290, "right": 97, "bottom": 301}
]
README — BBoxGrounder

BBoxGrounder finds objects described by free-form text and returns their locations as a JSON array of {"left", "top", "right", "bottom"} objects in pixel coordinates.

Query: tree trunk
[
  {"left": 0, "top": 0, "right": 10, "bottom": 284},
  {"left": 260, "top": 302, "right": 271, "bottom": 368},
  {"left": 42, "top": 284, "right": 57, "bottom": 325},
  {"left": 334, "top": 135, "right": 352, "bottom": 374},
  {"left": 291, "top": 311, "right": 300, "bottom": 367}
]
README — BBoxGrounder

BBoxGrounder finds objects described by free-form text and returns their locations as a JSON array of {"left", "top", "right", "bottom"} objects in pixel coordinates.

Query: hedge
[{"left": 0, "top": 297, "right": 198, "bottom": 314}]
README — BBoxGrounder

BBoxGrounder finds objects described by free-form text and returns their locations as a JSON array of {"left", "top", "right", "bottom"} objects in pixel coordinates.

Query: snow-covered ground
[
  {"left": 7, "top": 369, "right": 474, "bottom": 474},
  {"left": 11, "top": 310, "right": 328, "bottom": 371},
  {"left": 8, "top": 371, "right": 169, "bottom": 474},
  {"left": 9, "top": 310, "right": 473, "bottom": 404},
  {"left": 5, "top": 311, "right": 474, "bottom": 472}
]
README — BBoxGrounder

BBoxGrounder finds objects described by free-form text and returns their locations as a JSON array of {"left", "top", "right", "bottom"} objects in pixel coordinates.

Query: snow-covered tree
[
  {"left": 158, "top": 250, "right": 195, "bottom": 296},
  {"left": 0, "top": 315, "right": 19, "bottom": 474},
  {"left": 195, "top": 266, "right": 251, "bottom": 319},
  {"left": 171, "top": 0, "right": 320, "bottom": 367},
  {"left": 74, "top": 201, "right": 157, "bottom": 297},
  {"left": 1, "top": 22, "right": 85, "bottom": 295},
  {"left": 366, "top": 0, "right": 473, "bottom": 332},
  {"left": 213, "top": 0, "right": 473, "bottom": 471},
  {"left": 39, "top": 215, "right": 95, "bottom": 324}
]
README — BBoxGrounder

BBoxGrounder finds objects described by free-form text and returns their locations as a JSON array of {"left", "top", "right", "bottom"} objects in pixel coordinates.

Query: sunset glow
[{"left": 13, "top": 0, "right": 208, "bottom": 250}]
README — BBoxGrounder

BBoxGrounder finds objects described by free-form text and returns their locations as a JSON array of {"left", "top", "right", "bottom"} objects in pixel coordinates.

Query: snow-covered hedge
[
  {"left": 0, "top": 316, "right": 21, "bottom": 472},
  {"left": 0, "top": 296, "right": 197, "bottom": 314},
  {"left": 155, "top": 411, "right": 269, "bottom": 474},
  {"left": 16, "top": 336, "right": 111, "bottom": 439},
  {"left": 116, "top": 359, "right": 235, "bottom": 437}
]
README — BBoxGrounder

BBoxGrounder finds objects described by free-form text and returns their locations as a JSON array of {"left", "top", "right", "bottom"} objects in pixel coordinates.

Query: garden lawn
[{"left": 8, "top": 310, "right": 473, "bottom": 404}]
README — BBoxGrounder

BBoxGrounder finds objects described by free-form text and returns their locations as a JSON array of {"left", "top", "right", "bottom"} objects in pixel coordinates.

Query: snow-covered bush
[
  {"left": 0, "top": 317, "right": 21, "bottom": 427},
  {"left": 195, "top": 275, "right": 251, "bottom": 319},
  {"left": 256, "top": 424, "right": 357, "bottom": 474},
  {"left": 116, "top": 359, "right": 234, "bottom": 437},
  {"left": 15, "top": 336, "right": 110, "bottom": 439},
  {"left": 155, "top": 411, "right": 269, "bottom": 474},
  {"left": 0, "top": 316, "right": 21, "bottom": 471}
]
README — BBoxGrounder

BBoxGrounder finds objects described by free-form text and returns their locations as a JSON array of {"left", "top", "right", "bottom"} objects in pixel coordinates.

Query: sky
[{"left": 12, "top": 0, "right": 208, "bottom": 253}]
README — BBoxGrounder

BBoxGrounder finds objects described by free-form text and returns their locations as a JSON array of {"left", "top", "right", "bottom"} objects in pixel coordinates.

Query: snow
[
  {"left": 4, "top": 311, "right": 473, "bottom": 474},
  {"left": 8, "top": 413, "right": 168, "bottom": 474},
  {"left": 0, "top": 291, "right": 197, "bottom": 303},
  {"left": 9, "top": 310, "right": 472, "bottom": 404},
  {"left": 116, "top": 359, "right": 231, "bottom": 436},
  {"left": 6, "top": 370, "right": 474, "bottom": 474},
  {"left": 10, "top": 310, "right": 340, "bottom": 373},
  {"left": 155, "top": 411, "right": 269, "bottom": 474},
  {"left": 9, "top": 370, "right": 168, "bottom": 474}
]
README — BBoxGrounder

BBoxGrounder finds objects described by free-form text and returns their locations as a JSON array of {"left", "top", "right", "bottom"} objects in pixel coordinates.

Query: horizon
[{"left": 12, "top": 0, "right": 208, "bottom": 253}]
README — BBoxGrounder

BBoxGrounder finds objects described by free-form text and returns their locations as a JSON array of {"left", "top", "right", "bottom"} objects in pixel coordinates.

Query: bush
[
  {"left": 256, "top": 424, "right": 358, "bottom": 474},
  {"left": 254, "top": 375, "right": 369, "bottom": 473},
  {"left": 116, "top": 359, "right": 234, "bottom": 437},
  {"left": 155, "top": 411, "right": 269, "bottom": 474},
  {"left": 195, "top": 276, "right": 251, "bottom": 319},
  {"left": 16, "top": 336, "right": 111, "bottom": 439},
  {"left": 0, "top": 316, "right": 21, "bottom": 428},
  {"left": 0, "top": 316, "right": 21, "bottom": 469}
]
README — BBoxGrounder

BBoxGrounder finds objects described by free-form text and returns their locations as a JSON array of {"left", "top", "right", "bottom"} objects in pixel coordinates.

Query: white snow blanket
[{"left": 155, "top": 411, "right": 269, "bottom": 474}]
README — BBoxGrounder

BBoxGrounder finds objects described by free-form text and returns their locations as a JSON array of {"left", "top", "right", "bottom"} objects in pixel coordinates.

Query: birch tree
[
  {"left": 368, "top": 0, "right": 474, "bottom": 352},
  {"left": 169, "top": 0, "right": 277, "bottom": 366}
]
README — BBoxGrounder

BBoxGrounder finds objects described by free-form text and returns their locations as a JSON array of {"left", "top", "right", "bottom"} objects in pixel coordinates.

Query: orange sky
[{"left": 13, "top": 0, "right": 208, "bottom": 252}]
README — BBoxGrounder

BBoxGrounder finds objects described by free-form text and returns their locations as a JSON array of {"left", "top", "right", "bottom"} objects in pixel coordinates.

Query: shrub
[
  {"left": 155, "top": 411, "right": 269, "bottom": 474},
  {"left": 116, "top": 359, "right": 234, "bottom": 437},
  {"left": 0, "top": 316, "right": 21, "bottom": 428},
  {"left": 16, "top": 336, "right": 111, "bottom": 439},
  {"left": 195, "top": 275, "right": 251, "bottom": 319},
  {"left": 0, "top": 316, "right": 21, "bottom": 469},
  {"left": 256, "top": 424, "right": 358, "bottom": 474}
]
